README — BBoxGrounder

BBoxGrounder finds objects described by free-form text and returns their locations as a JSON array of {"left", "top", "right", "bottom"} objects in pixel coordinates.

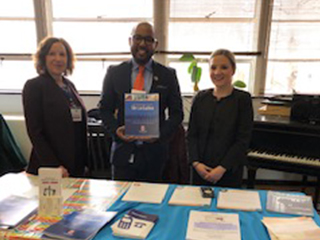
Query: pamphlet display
[{"left": 38, "top": 168, "right": 63, "bottom": 217}]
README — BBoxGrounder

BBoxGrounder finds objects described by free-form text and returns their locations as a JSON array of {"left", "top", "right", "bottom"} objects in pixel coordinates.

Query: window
[
  {"left": 0, "top": 60, "right": 35, "bottom": 90},
  {"left": 266, "top": 0, "right": 320, "bottom": 94},
  {"left": 169, "top": 0, "right": 258, "bottom": 52},
  {"left": 170, "top": 60, "right": 252, "bottom": 93},
  {"left": 168, "top": 0, "right": 259, "bottom": 93},
  {"left": 0, "top": 0, "right": 36, "bottom": 90},
  {"left": 1, "top": 0, "right": 320, "bottom": 96},
  {"left": 50, "top": 0, "right": 152, "bottom": 91}
]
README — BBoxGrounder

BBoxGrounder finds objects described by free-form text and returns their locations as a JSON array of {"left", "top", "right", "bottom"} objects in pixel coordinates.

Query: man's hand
[
  {"left": 116, "top": 126, "right": 158, "bottom": 143},
  {"left": 116, "top": 126, "right": 136, "bottom": 142}
]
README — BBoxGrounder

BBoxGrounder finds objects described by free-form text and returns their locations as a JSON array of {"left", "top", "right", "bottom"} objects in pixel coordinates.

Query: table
[
  {"left": 1, "top": 173, "right": 320, "bottom": 240},
  {"left": 97, "top": 185, "right": 320, "bottom": 240},
  {"left": 0, "top": 172, "right": 130, "bottom": 240}
]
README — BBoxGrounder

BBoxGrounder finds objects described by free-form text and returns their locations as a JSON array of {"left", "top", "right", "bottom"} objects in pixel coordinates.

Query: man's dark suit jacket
[
  {"left": 99, "top": 60, "right": 184, "bottom": 169},
  {"left": 22, "top": 73, "right": 87, "bottom": 176}
]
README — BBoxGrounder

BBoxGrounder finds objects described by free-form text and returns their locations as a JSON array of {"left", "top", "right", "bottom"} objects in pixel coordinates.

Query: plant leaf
[
  {"left": 191, "top": 66, "right": 202, "bottom": 83},
  {"left": 233, "top": 80, "right": 246, "bottom": 88},
  {"left": 195, "top": 67, "right": 202, "bottom": 82},
  {"left": 179, "top": 53, "right": 195, "bottom": 62},
  {"left": 188, "top": 61, "right": 197, "bottom": 74}
]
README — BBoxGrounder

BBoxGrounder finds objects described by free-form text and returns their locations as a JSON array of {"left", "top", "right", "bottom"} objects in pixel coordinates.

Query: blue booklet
[
  {"left": 125, "top": 93, "right": 159, "bottom": 138},
  {"left": 111, "top": 209, "right": 159, "bottom": 239},
  {"left": 42, "top": 210, "right": 117, "bottom": 240}
]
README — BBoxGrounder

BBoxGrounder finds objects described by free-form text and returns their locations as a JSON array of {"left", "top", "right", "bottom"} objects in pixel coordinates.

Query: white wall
[{"left": 0, "top": 94, "right": 100, "bottom": 114}]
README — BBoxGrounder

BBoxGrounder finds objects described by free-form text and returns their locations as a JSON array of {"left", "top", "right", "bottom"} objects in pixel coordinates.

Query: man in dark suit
[{"left": 99, "top": 22, "right": 183, "bottom": 182}]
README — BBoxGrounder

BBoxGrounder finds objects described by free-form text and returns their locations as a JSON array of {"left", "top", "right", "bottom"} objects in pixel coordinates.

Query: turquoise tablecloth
[{"left": 95, "top": 185, "right": 320, "bottom": 240}]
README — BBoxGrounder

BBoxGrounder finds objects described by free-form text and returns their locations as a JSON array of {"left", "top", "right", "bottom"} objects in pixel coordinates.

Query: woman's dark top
[
  {"left": 187, "top": 88, "right": 253, "bottom": 187},
  {"left": 60, "top": 83, "right": 88, "bottom": 176},
  {"left": 22, "top": 73, "right": 88, "bottom": 177}
]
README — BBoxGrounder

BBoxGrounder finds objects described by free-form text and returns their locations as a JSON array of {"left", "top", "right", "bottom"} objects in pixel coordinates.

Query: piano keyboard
[{"left": 248, "top": 150, "right": 320, "bottom": 167}]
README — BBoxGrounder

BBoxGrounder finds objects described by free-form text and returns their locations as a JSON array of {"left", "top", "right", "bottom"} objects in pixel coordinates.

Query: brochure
[
  {"left": 266, "top": 191, "right": 314, "bottom": 216},
  {"left": 217, "top": 189, "right": 262, "bottom": 211},
  {"left": 0, "top": 195, "right": 37, "bottom": 229},
  {"left": 124, "top": 93, "right": 159, "bottom": 138},
  {"left": 186, "top": 211, "right": 241, "bottom": 240},
  {"left": 262, "top": 216, "right": 320, "bottom": 240},
  {"left": 111, "top": 209, "right": 158, "bottom": 239},
  {"left": 42, "top": 209, "right": 117, "bottom": 240},
  {"left": 122, "top": 182, "right": 168, "bottom": 204},
  {"left": 168, "top": 186, "right": 211, "bottom": 207}
]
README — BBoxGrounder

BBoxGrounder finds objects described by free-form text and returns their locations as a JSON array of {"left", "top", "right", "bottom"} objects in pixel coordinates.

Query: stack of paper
[
  {"left": 168, "top": 186, "right": 211, "bottom": 206},
  {"left": 42, "top": 209, "right": 117, "bottom": 240},
  {"left": 186, "top": 211, "right": 241, "bottom": 240},
  {"left": 266, "top": 191, "right": 314, "bottom": 216},
  {"left": 217, "top": 189, "right": 262, "bottom": 211},
  {"left": 122, "top": 182, "right": 168, "bottom": 204},
  {"left": 262, "top": 217, "right": 320, "bottom": 240},
  {"left": 0, "top": 195, "right": 38, "bottom": 229},
  {"left": 111, "top": 209, "right": 158, "bottom": 239}
]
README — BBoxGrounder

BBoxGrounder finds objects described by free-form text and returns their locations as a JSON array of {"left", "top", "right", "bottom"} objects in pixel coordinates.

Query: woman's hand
[
  {"left": 59, "top": 166, "right": 69, "bottom": 178},
  {"left": 194, "top": 162, "right": 212, "bottom": 180},
  {"left": 204, "top": 165, "right": 226, "bottom": 184}
]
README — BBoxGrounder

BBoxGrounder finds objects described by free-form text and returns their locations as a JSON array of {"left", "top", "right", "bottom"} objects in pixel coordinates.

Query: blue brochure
[{"left": 125, "top": 93, "right": 159, "bottom": 138}]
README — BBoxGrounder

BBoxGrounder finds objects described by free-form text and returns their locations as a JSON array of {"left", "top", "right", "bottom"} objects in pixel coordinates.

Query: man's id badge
[{"left": 71, "top": 107, "right": 82, "bottom": 122}]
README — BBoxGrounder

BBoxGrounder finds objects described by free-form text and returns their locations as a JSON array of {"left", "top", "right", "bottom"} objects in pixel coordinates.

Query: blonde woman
[{"left": 187, "top": 49, "right": 253, "bottom": 188}]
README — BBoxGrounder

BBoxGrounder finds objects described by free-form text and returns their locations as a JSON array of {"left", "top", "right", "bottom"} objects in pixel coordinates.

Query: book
[
  {"left": 216, "top": 189, "right": 262, "bottom": 211},
  {"left": 111, "top": 209, "right": 158, "bottom": 239},
  {"left": 258, "top": 104, "right": 291, "bottom": 117},
  {"left": 168, "top": 186, "right": 212, "bottom": 207},
  {"left": 0, "top": 195, "right": 38, "bottom": 229},
  {"left": 122, "top": 182, "right": 168, "bottom": 204},
  {"left": 124, "top": 93, "right": 159, "bottom": 138},
  {"left": 266, "top": 191, "right": 314, "bottom": 216},
  {"left": 42, "top": 209, "right": 117, "bottom": 240},
  {"left": 186, "top": 211, "right": 241, "bottom": 240},
  {"left": 262, "top": 217, "right": 320, "bottom": 240}
]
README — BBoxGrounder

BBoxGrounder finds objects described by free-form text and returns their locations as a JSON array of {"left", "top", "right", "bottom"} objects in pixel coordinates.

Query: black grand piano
[{"left": 247, "top": 97, "right": 320, "bottom": 208}]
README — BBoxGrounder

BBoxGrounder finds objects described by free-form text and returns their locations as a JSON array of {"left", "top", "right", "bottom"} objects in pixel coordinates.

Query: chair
[
  {"left": 162, "top": 124, "right": 190, "bottom": 184},
  {"left": 87, "top": 123, "right": 112, "bottom": 179},
  {"left": 0, "top": 114, "right": 27, "bottom": 176}
]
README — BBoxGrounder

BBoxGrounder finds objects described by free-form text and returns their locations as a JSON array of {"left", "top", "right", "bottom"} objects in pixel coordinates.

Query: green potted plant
[
  {"left": 179, "top": 53, "right": 246, "bottom": 91},
  {"left": 179, "top": 53, "right": 202, "bottom": 92}
]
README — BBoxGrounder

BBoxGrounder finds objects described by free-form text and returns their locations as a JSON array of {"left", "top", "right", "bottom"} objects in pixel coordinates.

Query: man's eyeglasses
[{"left": 132, "top": 35, "right": 156, "bottom": 45}]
